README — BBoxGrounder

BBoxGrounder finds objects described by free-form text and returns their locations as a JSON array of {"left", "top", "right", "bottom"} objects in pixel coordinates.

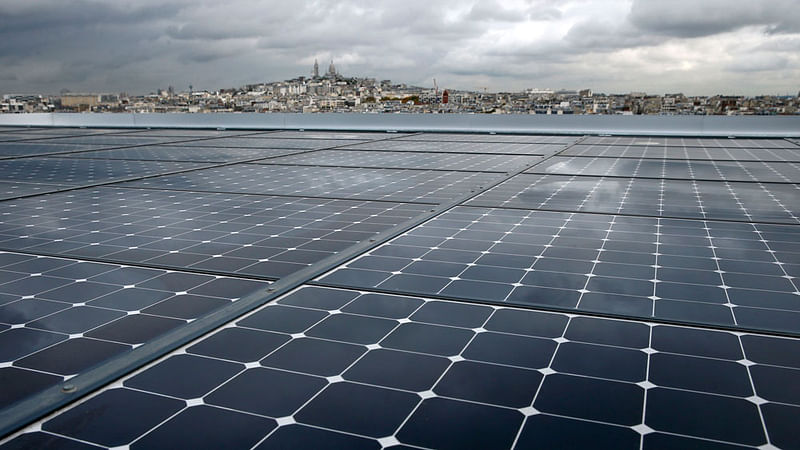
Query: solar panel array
[{"left": 0, "top": 126, "right": 799, "bottom": 449}]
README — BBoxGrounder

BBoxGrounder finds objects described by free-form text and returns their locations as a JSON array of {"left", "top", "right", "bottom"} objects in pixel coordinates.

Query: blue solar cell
[{"left": 1, "top": 127, "right": 798, "bottom": 450}]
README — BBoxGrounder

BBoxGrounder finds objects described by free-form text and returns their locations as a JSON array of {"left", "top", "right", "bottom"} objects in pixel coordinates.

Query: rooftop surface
[{"left": 0, "top": 118, "right": 798, "bottom": 449}]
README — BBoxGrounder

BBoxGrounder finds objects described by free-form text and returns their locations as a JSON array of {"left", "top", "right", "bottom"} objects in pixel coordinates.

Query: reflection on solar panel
[
  {"left": 467, "top": 174, "right": 800, "bottom": 223},
  {"left": 123, "top": 164, "right": 504, "bottom": 203},
  {"left": 0, "top": 133, "right": 73, "bottom": 143},
  {"left": 398, "top": 133, "right": 580, "bottom": 144},
  {"left": 64, "top": 145, "right": 310, "bottom": 163},
  {"left": 342, "top": 140, "right": 564, "bottom": 154},
  {"left": 170, "top": 137, "right": 371, "bottom": 149},
  {"left": 580, "top": 136, "right": 799, "bottom": 148},
  {"left": 0, "top": 157, "right": 211, "bottom": 185},
  {"left": 0, "top": 143, "right": 112, "bottom": 158},
  {"left": 0, "top": 188, "right": 427, "bottom": 278},
  {"left": 564, "top": 144, "right": 800, "bottom": 161},
  {"left": 0, "top": 128, "right": 799, "bottom": 449},
  {"left": 0, "top": 181, "right": 72, "bottom": 200},
  {"left": 533, "top": 156, "right": 800, "bottom": 182},
  {"left": 262, "top": 150, "right": 541, "bottom": 172}
]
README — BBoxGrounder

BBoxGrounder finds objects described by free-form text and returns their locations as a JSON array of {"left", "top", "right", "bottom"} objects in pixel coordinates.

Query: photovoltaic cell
[
  {"left": 62, "top": 145, "right": 308, "bottom": 163},
  {"left": 123, "top": 164, "right": 503, "bottom": 204},
  {"left": 0, "top": 143, "right": 111, "bottom": 158},
  {"left": 266, "top": 131, "right": 408, "bottom": 140},
  {"left": 341, "top": 140, "right": 564, "bottom": 155},
  {"left": 0, "top": 181, "right": 72, "bottom": 201},
  {"left": 118, "top": 129, "right": 259, "bottom": 138},
  {"left": 4, "top": 285, "right": 795, "bottom": 449},
  {"left": 398, "top": 133, "right": 581, "bottom": 144},
  {"left": 168, "top": 137, "right": 370, "bottom": 149},
  {"left": 0, "top": 157, "right": 211, "bottom": 185},
  {"left": 0, "top": 128, "right": 38, "bottom": 133},
  {"left": 0, "top": 127, "right": 798, "bottom": 450},
  {"left": 320, "top": 207, "right": 800, "bottom": 334},
  {"left": 4, "top": 128, "right": 123, "bottom": 136},
  {"left": 467, "top": 173, "right": 800, "bottom": 223},
  {"left": 0, "top": 250, "right": 267, "bottom": 410},
  {"left": 261, "top": 150, "right": 541, "bottom": 172},
  {"left": 563, "top": 144, "right": 800, "bottom": 161},
  {"left": 582, "top": 136, "right": 800, "bottom": 149},
  {"left": 0, "top": 187, "right": 428, "bottom": 279},
  {"left": 0, "top": 133, "right": 71, "bottom": 143},
  {"left": 531, "top": 155, "right": 800, "bottom": 182},
  {"left": 34, "top": 135, "right": 194, "bottom": 146}
]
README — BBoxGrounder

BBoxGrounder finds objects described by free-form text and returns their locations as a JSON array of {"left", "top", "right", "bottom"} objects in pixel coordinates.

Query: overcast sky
[{"left": 1, "top": 0, "right": 798, "bottom": 95}]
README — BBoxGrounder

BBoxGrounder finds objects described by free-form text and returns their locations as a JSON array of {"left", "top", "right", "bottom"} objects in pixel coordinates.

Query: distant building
[
  {"left": 313, "top": 60, "right": 319, "bottom": 78},
  {"left": 60, "top": 94, "right": 102, "bottom": 108}
]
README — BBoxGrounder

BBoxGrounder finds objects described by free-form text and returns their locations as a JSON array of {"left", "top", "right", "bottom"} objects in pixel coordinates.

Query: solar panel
[
  {"left": 467, "top": 174, "right": 800, "bottom": 223},
  {"left": 4, "top": 128, "right": 125, "bottom": 136},
  {"left": 123, "top": 164, "right": 504, "bottom": 203},
  {"left": 27, "top": 135, "right": 191, "bottom": 146},
  {"left": 0, "top": 125, "right": 798, "bottom": 450},
  {"left": 321, "top": 207, "right": 800, "bottom": 334},
  {"left": 398, "top": 133, "right": 581, "bottom": 144},
  {"left": 0, "top": 181, "right": 72, "bottom": 200},
  {"left": 564, "top": 144, "right": 800, "bottom": 161},
  {"left": 0, "top": 143, "right": 112, "bottom": 158},
  {"left": 267, "top": 131, "right": 410, "bottom": 140},
  {"left": 0, "top": 133, "right": 73, "bottom": 143},
  {"left": 62, "top": 145, "right": 308, "bottom": 163},
  {"left": 0, "top": 250, "right": 267, "bottom": 410},
  {"left": 6, "top": 285, "right": 796, "bottom": 449},
  {"left": 532, "top": 156, "right": 800, "bottom": 182},
  {"left": 119, "top": 129, "right": 261, "bottom": 138},
  {"left": 582, "top": 136, "right": 800, "bottom": 149},
  {"left": 0, "top": 128, "right": 34, "bottom": 133},
  {"left": 261, "top": 150, "right": 542, "bottom": 172},
  {"left": 0, "top": 157, "right": 211, "bottom": 185},
  {"left": 342, "top": 140, "right": 564, "bottom": 155},
  {"left": 169, "top": 137, "right": 372, "bottom": 150},
  {"left": 0, "top": 188, "right": 427, "bottom": 278}
]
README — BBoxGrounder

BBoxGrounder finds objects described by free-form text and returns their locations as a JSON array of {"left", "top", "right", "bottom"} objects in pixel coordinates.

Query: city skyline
[{"left": 1, "top": 0, "right": 799, "bottom": 96}]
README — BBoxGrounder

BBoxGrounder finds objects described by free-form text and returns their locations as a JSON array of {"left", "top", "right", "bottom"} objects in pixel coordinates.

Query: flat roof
[{"left": 1, "top": 112, "right": 799, "bottom": 137}]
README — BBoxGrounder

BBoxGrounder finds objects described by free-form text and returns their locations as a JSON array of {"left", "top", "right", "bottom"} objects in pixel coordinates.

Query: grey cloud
[
  {"left": 165, "top": 24, "right": 260, "bottom": 40},
  {"left": 752, "top": 37, "right": 800, "bottom": 52},
  {"left": 0, "top": 1, "right": 187, "bottom": 34},
  {"left": 467, "top": 0, "right": 542, "bottom": 22},
  {"left": 564, "top": 19, "right": 659, "bottom": 52},
  {"left": 628, "top": 0, "right": 800, "bottom": 38},
  {"left": 724, "top": 55, "right": 790, "bottom": 73}
]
